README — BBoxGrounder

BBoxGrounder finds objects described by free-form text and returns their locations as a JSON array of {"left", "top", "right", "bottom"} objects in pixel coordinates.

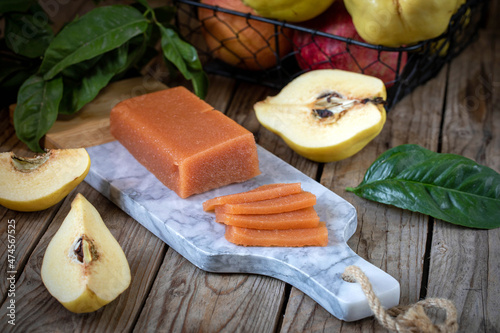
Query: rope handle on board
[{"left": 342, "top": 266, "right": 459, "bottom": 333}]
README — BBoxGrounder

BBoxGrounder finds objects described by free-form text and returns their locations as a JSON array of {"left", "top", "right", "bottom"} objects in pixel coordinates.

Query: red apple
[{"left": 293, "top": 1, "right": 407, "bottom": 86}]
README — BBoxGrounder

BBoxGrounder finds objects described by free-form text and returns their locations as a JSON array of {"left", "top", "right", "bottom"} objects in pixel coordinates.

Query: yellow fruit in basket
[
  {"left": 344, "top": 0, "right": 466, "bottom": 47},
  {"left": 0, "top": 148, "right": 90, "bottom": 211},
  {"left": 254, "top": 69, "right": 387, "bottom": 162},
  {"left": 198, "top": 0, "right": 292, "bottom": 71},
  {"left": 242, "top": 0, "right": 336, "bottom": 22},
  {"left": 430, "top": 6, "right": 471, "bottom": 57}
]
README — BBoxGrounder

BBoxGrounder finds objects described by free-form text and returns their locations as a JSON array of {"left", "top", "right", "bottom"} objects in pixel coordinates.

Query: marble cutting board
[{"left": 85, "top": 141, "right": 400, "bottom": 322}]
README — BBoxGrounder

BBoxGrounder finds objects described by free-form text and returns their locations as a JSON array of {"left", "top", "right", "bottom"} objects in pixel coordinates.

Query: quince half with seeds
[
  {"left": 41, "top": 193, "right": 131, "bottom": 313},
  {"left": 0, "top": 148, "right": 90, "bottom": 211},
  {"left": 254, "top": 69, "right": 386, "bottom": 162}
]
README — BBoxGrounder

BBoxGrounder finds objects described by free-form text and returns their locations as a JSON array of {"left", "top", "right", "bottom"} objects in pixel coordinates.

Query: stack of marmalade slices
[{"left": 203, "top": 183, "right": 328, "bottom": 247}]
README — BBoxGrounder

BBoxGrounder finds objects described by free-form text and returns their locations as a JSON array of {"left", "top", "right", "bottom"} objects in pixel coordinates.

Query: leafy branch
[{"left": 1, "top": 0, "right": 208, "bottom": 152}]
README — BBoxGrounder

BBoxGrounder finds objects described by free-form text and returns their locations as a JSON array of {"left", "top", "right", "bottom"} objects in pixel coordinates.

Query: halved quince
[
  {"left": 0, "top": 148, "right": 90, "bottom": 211},
  {"left": 254, "top": 69, "right": 386, "bottom": 162},
  {"left": 41, "top": 193, "right": 131, "bottom": 313}
]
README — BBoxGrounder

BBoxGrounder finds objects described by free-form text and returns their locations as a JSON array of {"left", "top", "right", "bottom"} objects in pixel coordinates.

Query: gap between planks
[{"left": 419, "top": 63, "right": 452, "bottom": 301}]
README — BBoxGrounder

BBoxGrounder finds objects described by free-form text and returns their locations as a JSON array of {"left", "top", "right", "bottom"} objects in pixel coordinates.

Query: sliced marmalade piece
[
  {"left": 215, "top": 191, "right": 316, "bottom": 215},
  {"left": 203, "top": 183, "right": 302, "bottom": 211},
  {"left": 216, "top": 207, "right": 320, "bottom": 229},
  {"left": 225, "top": 222, "right": 328, "bottom": 247}
]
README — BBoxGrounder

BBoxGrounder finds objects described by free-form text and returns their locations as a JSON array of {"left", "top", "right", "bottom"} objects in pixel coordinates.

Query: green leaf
[
  {"left": 39, "top": 5, "right": 148, "bottom": 80},
  {"left": 190, "top": 71, "right": 209, "bottom": 100},
  {"left": 0, "top": 0, "right": 36, "bottom": 13},
  {"left": 346, "top": 144, "right": 500, "bottom": 229},
  {"left": 158, "top": 24, "right": 208, "bottom": 98},
  {"left": 60, "top": 55, "right": 104, "bottom": 81},
  {"left": 122, "top": 25, "right": 152, "bottom": 71},
  {"left": 60, "top": 43, "right": 129, "bottom": 114},
  {"left": 5, "top": 12, "right": 54, "bottom": 58},
  {"left": 13, "top": 75, "right": 63, "bottom": 152}
]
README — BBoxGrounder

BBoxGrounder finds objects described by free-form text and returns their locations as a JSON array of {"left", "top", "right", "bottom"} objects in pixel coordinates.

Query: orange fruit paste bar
[
  {"left": 202, "top": 183, "right": 302, "bottom": 211},
  {"left": 110, "top": 86, "right": 260, "bottom": 198},
  {"left": 225, "top": 222, "right": 329, "bottom": 247},
  {"left": 216, "top": 207, "right": 320, "bottom": 229},
  {"left": 215, "top": 191, "right": 316, "bottom": 215}
]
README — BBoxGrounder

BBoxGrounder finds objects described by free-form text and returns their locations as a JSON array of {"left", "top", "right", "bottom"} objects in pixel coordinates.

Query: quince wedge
[
  {"left": 254, "top": 69, "right": 386, "bottom": 162},
  {"left": 41, "top": 193, "right": 131, "bottom": 313},
  {"left": 0, "top": 148, "right": 90, "bottom": 212},
  {"left": 242, "top": 0, "right": 335, "bottom": 22},
  {"left": 344, "top": 0, "right": 466, "bottom": 47}
]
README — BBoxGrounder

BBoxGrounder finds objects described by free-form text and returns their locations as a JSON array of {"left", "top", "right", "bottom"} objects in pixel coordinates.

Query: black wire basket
[{"left": 174, "top": 0, "right": 488, "bottom": 110}]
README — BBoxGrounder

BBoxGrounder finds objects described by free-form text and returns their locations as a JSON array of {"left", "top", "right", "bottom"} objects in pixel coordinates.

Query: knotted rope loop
[{"left": 342, "top": 265, "right": 458, "bottom": 333}]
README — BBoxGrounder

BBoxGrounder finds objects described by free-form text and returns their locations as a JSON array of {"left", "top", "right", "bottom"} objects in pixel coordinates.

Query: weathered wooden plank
[
  {"left": 486, "top": 30, "right": 500, "bottom": 333},
  {"left": 280, "top": 65, "right": 449, "bottom": 331},
  {"left": 133, "top": 248, "right": 285, "bottom": 333},
  {"left": 426, "top": 31, "right": 500, "bottom": 332},
  {"left": 0, "top": 195, "right": 63, "bottom": 304},
  {"left": 206, "top": 75, "right": 240, "bottom": 113},
  {"left": 0, "top": 183, "right": 166, "bottom": 332},
  {"left": 486, "top": 0, "right": 499, "bottom": 32}
]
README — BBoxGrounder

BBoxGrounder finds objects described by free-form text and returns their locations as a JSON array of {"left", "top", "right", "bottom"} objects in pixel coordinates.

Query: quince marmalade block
[{"left": 110, "top": 86, "right": 260, "bottom": 198}]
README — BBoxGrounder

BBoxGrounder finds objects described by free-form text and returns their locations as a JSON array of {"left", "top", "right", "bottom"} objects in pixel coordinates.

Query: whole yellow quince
[
  {"left": 242, "top": 0, "right": 336, "bottom": 22},
  {"left": 344, "top": 0, "right": 466, "bottom": 47}
]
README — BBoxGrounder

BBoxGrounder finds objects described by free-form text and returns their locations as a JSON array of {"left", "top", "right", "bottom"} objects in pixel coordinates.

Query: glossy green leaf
[
  {"left": 346, "top": 144, "right": 500, "bottom": 229},
  {"left": 60, "top": 55, "right": 103, "bottom": 81},
  {"left": 158, "top": 24, "right": 208, "bottom": 98},
  {"left": 5, "top": 12, "right": 54, "bottom": 58},
  {"left": 39, "top": 5, "right": 148, "bottom": 80},
  {"left": 123, "top": 25, "right": 152, "bottom": 71},
  {"left": 59, "top": 43, "right": 129, "bottom": 114},
  {"left": 13, "top": 75, "right": 63, "bottom": 152}
]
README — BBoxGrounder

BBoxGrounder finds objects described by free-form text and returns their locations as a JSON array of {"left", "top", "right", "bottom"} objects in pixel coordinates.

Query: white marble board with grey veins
[{"left": 85, "top": 141, "right": 400, "bottom": 322}]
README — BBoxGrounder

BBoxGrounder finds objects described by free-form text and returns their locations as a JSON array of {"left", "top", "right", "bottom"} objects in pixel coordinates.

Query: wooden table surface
[{"left": 1, "top": 1, "right": 499, "bottom": 332}]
